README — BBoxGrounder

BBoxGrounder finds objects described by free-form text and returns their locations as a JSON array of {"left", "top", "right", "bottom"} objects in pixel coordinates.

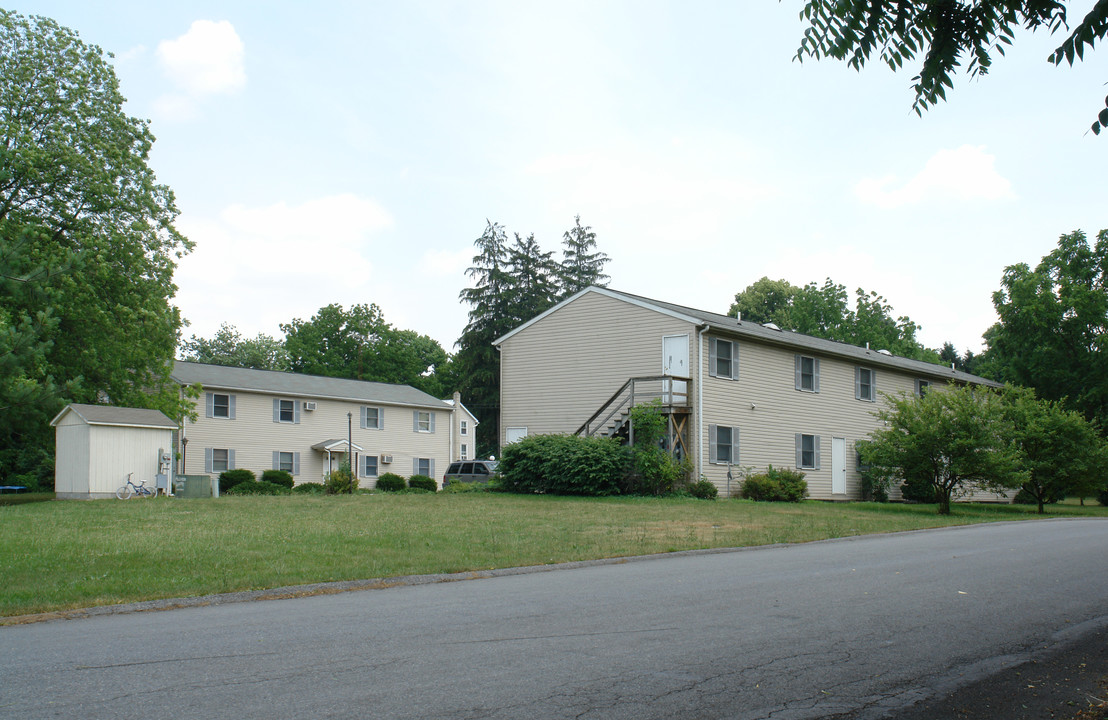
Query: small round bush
[
  {"left": 408, "top": 475, "right": 437, "bottom": 492},
  {"left": 740, "top": 465, "right": 807, "bottom": 502},
  {"left": 261, "top": 469, "right": 295, "bottom": 489},
  {"left": 291, "top": 482, "right": 325, "bottom": 495},
  {"left": 219, "top": 468, "right": 255, "bottom": 494},
  {"left": 375, "top": 472, "right": 405, "bottom": 492},
  {"left": 324, "top": 463, "right": 357, "bottom": 494},
  {"left": 688, "top": 479, "right": 718, "bottom": 499}
]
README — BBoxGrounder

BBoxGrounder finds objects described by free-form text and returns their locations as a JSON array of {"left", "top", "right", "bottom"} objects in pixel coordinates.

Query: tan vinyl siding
[
  {"left": 498, "top": 291, "right": 697, "bottom": 446},
  {"left": 182, "top": 391, "right": 452, "bottom": 488},
  {"left": 699, "top": 336, "right": 936, "bottom": 500}
]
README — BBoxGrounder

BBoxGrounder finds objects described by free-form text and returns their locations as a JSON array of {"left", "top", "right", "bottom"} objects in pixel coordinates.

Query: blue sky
[{"left": 19, "top": 1, "right": 1107, "bottom": 355}]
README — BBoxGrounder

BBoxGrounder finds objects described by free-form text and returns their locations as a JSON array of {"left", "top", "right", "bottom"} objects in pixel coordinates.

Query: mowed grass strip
[{"left": 2, "top": 494, "right": 1105, "bottom": 617}]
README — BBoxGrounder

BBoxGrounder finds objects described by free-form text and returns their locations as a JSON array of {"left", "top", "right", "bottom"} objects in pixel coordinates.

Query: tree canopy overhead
[
  {"left": 1, "top": 10, "right": 191, "bottom": 483},
  {"left": 794, "top": 0, "right": 1108, "bottom": 134}
]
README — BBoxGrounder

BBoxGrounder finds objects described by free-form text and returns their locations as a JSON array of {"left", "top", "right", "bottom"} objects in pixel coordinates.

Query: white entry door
[
  {"left": 662, "top": 335, "right": 689, "bottom": 401},
  {"left": 832, "top": 437, "right": 846, "bottom": 495}
]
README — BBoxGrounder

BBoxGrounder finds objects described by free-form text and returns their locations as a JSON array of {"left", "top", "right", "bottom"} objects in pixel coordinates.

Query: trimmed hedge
[
  {"left": 376, "top": 473, "right": 406, "bottom": 492},
  {"left": 408, "top": 475, "right": 437, "bottom": 492},
  {"left": 261, "top": 469, "right": 294, "bottom": 489},
  {"left": 740, "top": 465, "right": 808, "bottom": 502},
  {"left": 219, "top": 469, "right": 255, "bottom": 494},
  {"left": 226, "top": 480, "right": 289, "bottom": 496}
]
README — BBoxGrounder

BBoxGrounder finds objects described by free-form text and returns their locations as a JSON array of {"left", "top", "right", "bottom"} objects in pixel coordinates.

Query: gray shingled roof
[
  {"left": 51, "top": 404, "right": 177, "bottom": 429},
  {"left": 604, "top": 288, "right": 1001, "bottom": 387},
  {"left": 497, "top": 287, "right": 1000, "bottom": 388},
  {"left": 171, "top": 361, "right": 453, "bottom": 408}
]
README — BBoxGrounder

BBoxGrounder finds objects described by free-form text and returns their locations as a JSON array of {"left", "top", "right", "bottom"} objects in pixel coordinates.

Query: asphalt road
[{"left": 3, "top": 519, "right": 1108, "bottom": 720}]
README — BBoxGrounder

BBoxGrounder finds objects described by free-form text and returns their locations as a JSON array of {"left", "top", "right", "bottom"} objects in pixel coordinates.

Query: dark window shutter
[
  {"left": 794, "top": 356, "right": 802, "bottom": 390},
  {"left": 813, "top": 359, "right": 821, "bottom": 393},
  {"left": 293, "top": 452, "right": 300, "bottom": 476},
  {"left": 206, "top": 393, "right": 214, "bottom": 418},
  {"left": 855, "top": 368, "right": 862, "bottom": 400},
  {"left": 228, "top": 449, "right": 236, "bottom": 470},
  {"left": 272, "top": 451, "right": 279, "bottom": 470},
  {"left": 795, "top": 434, "right": 802, "bottom": 467},
  {"left": 205, "top": 447, "right": 213, "bottom": 473},
  {"left": 814, "top": 436, "right": 821, "bottom": 470},
  {"left": 272, "top": 399, "right": 280, "bottom": 423},
  {"left": 709, "top": 338, "right": 719, "bottom": 378},
  {"left": 709, "top": 424, "right": 718, "bottom": 463}
]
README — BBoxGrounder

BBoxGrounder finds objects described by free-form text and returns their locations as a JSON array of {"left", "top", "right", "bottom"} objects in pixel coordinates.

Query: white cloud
[
  {"left": 158, "top": 20, "right": 246, "bottom": 96},
  {"left": 154, "top": 20, "right": 245, "bottom": 120},
  {"left": 174, "top": 194, "right": 393, "bottom": 341},
  {"left": 854, "top": 145, "right": 1014, "bottom": 209}
]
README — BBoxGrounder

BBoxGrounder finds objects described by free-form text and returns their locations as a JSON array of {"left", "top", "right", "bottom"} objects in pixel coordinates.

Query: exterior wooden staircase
[{"left": 576, "top": 375, "right": 692, "bottom": 458}]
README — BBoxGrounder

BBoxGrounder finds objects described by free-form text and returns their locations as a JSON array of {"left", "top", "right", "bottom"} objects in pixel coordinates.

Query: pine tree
[
  {"left": 506, "top": 232, "right": 559, "bottom": 327},
  {"left": 559, "top": 215, "right": 610, "bottom": 298}
]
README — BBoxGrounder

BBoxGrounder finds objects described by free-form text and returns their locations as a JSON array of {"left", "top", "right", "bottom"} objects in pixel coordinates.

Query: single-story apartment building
[{"left": 494, "top": 287, "right": 1004, "bottom": 501}]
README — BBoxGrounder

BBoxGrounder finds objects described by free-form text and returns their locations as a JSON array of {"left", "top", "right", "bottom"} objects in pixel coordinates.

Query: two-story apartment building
[
  {"left": 494, "top": 287, "right": 1001, "bottom": 500},
  {"left": 171, "top": 361, "right": 469, "bottom": 489}
]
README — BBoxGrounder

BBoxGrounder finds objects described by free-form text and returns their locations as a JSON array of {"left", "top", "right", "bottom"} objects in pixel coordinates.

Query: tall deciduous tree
[
  {"left": 0, "top": 11, "right": 191, "bottom": 482},
  {"left": 983, "top": 229, "right": 1108, "bottom": 429},
  {"left": 559, "top": 215, "right": 610, "bottom": 298},
  {"left": 730, "top": 277, "right": 938, "bottom": 361},
  {"left": 1000, "top": 386, "right": 1108, "bottom": 513},
  {"left": 858, "top": 385, "right": 1024, "bottom": 514},
  {"left": 793, "top": 1, "right": 1108, "bottom": 134},
  {"left": 182, "top": 323, "right": 290, "bottom": 371},
  {"left": 281, "top": 303, "right": 449, "bottom": 396}
]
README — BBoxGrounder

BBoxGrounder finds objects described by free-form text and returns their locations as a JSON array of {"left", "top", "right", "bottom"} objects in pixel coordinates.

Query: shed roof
[
  {"left": 171, "top": 361, "right": 453, "bottom": 409},
  {"left": 495, "top": 286, "right": 1001, "bottom": 388},
  {"left": 50, "top": 404, "right": 178, "bottom": 429}
]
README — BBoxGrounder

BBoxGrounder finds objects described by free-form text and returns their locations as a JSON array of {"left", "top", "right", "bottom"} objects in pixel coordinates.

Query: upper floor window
[
  {"left": 273, "top": 398, "right": 299, "bottom": 423},
  {"left": 362, "top": 406, "right": 382, "bottom": 430},
  {"left": 709, "top": 338, "right": 739, "bottom": 380},
  {"left": 206, "top": 392, "right": 235, "bottom": 419},
  {"left": 795, "top": 355, "right": 820, "bottom": 393},
  {"left": 414, "top": 410, "right": 435, "bottom": 433},
  {"left": 460, "top": 420, "right": 468, "bottom": 436},
  {"left": 916, "top": 379, "right": 930, "bottom": 397},
  {"left": 855, "top": 367, "right": 876, "bottom": 402}
]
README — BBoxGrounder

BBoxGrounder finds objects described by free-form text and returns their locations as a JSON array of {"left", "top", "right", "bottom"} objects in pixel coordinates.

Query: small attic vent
[
  {"left": 763, "top": 322, "right": 782, "bottom": 331},
  {"left": 877, "top": 349, "right": 893, "bottom": 356}
]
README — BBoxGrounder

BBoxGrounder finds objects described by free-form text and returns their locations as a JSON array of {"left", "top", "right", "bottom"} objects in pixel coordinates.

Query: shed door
[
  {"left": 662, "top": 335, "right": 689, "bottom": 402},
  {"left": 832, "top": 437, "right": 846, "bottom": 495}
]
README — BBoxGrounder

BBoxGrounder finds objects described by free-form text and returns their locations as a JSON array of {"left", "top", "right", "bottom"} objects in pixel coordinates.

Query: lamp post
[{"left": 347, "top": 412, "right": 353, "bottom": 471}]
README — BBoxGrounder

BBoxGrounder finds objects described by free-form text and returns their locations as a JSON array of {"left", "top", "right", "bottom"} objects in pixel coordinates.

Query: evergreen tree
[
  {"left": 506, "top": 232, "right": 559, "bottom": 327},
  {"left": 559, "top": 215, "right": 610, "bottom": 298}
]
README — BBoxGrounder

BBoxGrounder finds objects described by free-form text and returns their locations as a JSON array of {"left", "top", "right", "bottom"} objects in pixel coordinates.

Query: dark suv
[{"left": 443, "top": 460, "right": 499, "bottom": 486}]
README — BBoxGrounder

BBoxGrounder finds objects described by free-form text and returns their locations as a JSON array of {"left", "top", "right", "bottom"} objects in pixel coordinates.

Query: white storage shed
[{"left": 51, "top": 404, "right": 177, "bottom": 500}]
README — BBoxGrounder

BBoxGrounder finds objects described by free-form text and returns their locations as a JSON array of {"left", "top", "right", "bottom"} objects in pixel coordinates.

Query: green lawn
[{"left": 2, "top": 493, "right": 1105, "bottom": 618}]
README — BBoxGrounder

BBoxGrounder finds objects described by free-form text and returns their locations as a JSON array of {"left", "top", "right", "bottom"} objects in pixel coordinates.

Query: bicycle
[{"left": 116, "top": 473, "right": 158, "bottom": 499}]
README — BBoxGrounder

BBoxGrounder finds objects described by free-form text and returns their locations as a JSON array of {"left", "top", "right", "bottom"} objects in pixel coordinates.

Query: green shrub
[
  {"left": 498, "top": 433, "right": 629, "bottom": 496},
  {"left": 324, "top": 463, "right": 357, "bottom": 495},
  {"left": 859, "top": 470, "right": 889, "bottom": 502},
  {"left": 899, "top": 475, "right": 937, "bottom": 503},
  {"left": 688, "top": 479, "right": 718, "bottom": 499},
  {"left": 740, "top": 465, "right": 807, "bottom": 502},
  {"left": 219, "top": 469, "right": 255, "bottom": 494},
  {"left": 1099, "top": 487, "right": 1108, "bottom": 507},
  {"left": 261, "top": 469, "right": 294, "bottom": 489},
  {"left": 291, "top": 482, "right": 325, "bottom": 495},
  {"left": 625, "top": 401, "right": 689, "bottom": 495},
  {"left": 226, "top": 480, "right": 289, "bottom": 496},
  {"left": 408, "top": 475, "right": 437, "bottom": 492},
  {"left": 375, "top": 473, "right": 406, "bottom": 492},
  {"left": 441, "top": 480, "right": 485, "bottom": 493}
]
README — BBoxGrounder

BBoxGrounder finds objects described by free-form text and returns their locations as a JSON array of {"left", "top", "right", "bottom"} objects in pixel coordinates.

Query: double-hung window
[
  {"left": 709, "top": 425, "right": 741, "bottom": 464},
  {"left": 461, "top": 443, "right": 468, "bottom": 460},
  {"left": 206, "top": 448, "right": 235, "bottom": 473},
  {"left": 414, "top": 457, "right": 434, "bottom": 477},
  {"left": 709, "top": 338, "right": 739, "bottom": 380},
  {"left": 795, "top": 355, "right": 820, "bottom": 393},
  {"left": 206, "top": 392, "right": 235, "bottom": 419},
  {"left": 460, "top": 420, "right": 468, "bottom": 436},
  {"left": 361, "top": 406, "right": 382, "bottom": 430},
  {"left": 273, "top": 451, "right": 300, "bottom": 475},
  {"left": 916, "top": 379, "right": 930, "bottom": 397},
  {"left": 855, "top": 367, "right": 876, "bottom": 402},
  {"left": 363, "top": 455, "right": 379, "bottom": 478},
  {"left": 795, "top": 434, "right": 821, "bottom": 469},
  {"left": 273, "top": 398, "right": 299, "bottom": 424},
  {"left": 414, "top": 411, "right": 435, "bottom": 433}
]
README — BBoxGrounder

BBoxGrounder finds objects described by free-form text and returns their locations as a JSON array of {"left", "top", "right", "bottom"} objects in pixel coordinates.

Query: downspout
[{"left": 696, "top": 323, "right": 708, "bottom": 483}]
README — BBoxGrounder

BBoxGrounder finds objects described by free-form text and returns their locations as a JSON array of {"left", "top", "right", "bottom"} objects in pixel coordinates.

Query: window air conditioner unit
[
  {"left": 380, "top": 454, "right": 393, "bottom": 464},
  {"left": 302, "top": 401, "right": 316, "bottom": 411}
]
